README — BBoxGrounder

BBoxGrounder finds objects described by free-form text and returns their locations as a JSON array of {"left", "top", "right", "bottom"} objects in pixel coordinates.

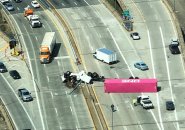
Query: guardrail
[
  {"left": 1, "top": 8, "right": 32, "bottom": 74},
  {"left": 0, "top": 98, "right": 15, "bottom": 130},
  {"left": 44, "top": 1, "right": 109, "bottom": 129},
  {"left": 46, "top": 0, "right": 82, "bottom": 64}
]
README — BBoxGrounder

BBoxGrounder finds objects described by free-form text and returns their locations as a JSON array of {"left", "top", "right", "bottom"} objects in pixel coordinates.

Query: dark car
[
  {"left": 0, "top": 62, "right": 7, "bottom": 73},
  {"left": 9, "top": 70, "right": 21, "bottom": 79},
  {"left": 166, "top": 101, "right": 175, "bottom": 110},
  {"left": 169, "top": 44, "right": 180, "bottom": 54},
  {"left": 18, "top": 88, "right": 33, "bottom": 102}
]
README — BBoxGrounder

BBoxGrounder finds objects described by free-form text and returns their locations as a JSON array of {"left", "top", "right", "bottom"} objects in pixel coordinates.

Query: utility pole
[{"left": 111, "top": 104, "right": 116, "bottom": 130}]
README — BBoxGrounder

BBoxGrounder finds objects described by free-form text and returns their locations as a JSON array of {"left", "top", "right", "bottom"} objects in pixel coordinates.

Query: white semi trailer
[{"left": 93, "top": 48, "right": 117, "bottom": 64}]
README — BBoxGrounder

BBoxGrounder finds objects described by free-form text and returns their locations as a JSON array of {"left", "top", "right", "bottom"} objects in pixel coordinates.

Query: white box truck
[
  {"left": 93, "top": 48, "right": 117, "bottom": 64},
  {"left": 40, "top": 32, "right": 56, "bottom": 64}
]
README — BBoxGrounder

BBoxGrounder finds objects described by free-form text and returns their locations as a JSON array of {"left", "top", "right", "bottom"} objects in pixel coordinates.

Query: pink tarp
[{"left": 104, "top": 78, "right": 157, "bottom": 93}]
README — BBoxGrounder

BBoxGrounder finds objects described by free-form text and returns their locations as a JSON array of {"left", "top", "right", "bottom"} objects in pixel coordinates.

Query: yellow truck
[{"left": 40, "top": 32, "right": 56, "bottom": 64}]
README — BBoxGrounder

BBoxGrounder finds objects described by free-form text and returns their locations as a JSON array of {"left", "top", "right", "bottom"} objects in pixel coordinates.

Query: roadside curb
[{"left": 162, "top": 0, "right": 185, "bottom": 58}]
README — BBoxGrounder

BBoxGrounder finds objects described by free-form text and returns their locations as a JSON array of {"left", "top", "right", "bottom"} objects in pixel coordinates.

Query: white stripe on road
[
  {"left": 160, "top": 27, "right": 179, "bottom": 130},
  {"left": 148, "top": 29, "right": 162, "bottom": 130}
]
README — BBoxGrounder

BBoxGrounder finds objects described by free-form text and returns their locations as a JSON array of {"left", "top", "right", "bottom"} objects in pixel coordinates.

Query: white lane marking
[
  {"left": 47, "top": 76, "right": 49, "bottom": 82},
  {"left": 160, "top": 27, "right": 179, "bottom": 130},
  {"left": 11, "top": 15, "right": 45, "bottom": 129},
  {"left": 61, "top": 3, "right": 65, "bottom": 6},
  {"left": 83, "top": 0, "right": 90, "bottom": 6},
  {"left": 76, "top": 125, "right": 79, "bottom": 130},
  {"left": 55, "top": 108, "right": 58, "bottom": 116},
  {"left": 148, "top": 29, "right": 162, "bottom": 130},
  {"left": 149, "top": 110, "right": 162, "bottom": 130},
  {"left": 35, "top": 36, "right": 38, "bottom": 41},
  {"left": 70, "top": 106, "right": 73, "bottom": 115},
  {"left": 147, "top": 30, "right": 155, "bottom": 77},
  {"left": 17, "top": 7, "right": 20, "bottom": 10},
  {"left": 0, "top": 97, "right": 18, "bottom": 130},
  {"left": 54, "top": 56, "right": 70, "bottom": 60},
  {"left": 68, "top": 96, "right": 80, "bottom": 127},
  {"left": 107, "top": 28, "right": 134, "bottom": 77},
  {"left": 130, "top": 104, "right": 134, "bottom": 110},
  {"left": 60, "top": 126, "right": 62, "bottom": 129},
  {"left": 42, "top": 24, "right": 45, "bottom": 28},
  {"left": 1, "top": 74, "right": 36, "bottom": 129},
  {"left": 74, "top": 2, "right": 77, "bottom": 5},
  {"left": 50, "top": 91, "right": 53, "bottom": 99},
  {"left": 180, "top": 54, "right": 185, "bottom": 77},
  {"left": 114, "top": 72, "right": 119, "bottom": 78}
]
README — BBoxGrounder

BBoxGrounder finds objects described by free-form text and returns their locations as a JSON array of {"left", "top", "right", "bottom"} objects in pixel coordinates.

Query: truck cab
[{"left": 24, "top": 6, "right": 33, "bottom": 17}]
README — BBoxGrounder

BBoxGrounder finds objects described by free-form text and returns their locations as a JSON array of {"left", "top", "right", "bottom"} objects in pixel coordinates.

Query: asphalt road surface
[
  {"left": 1, "top": 0, "right": 93, "bottom": 130},
  {"left": 49, "top": 0, "right": 185, "bottom": 130}
]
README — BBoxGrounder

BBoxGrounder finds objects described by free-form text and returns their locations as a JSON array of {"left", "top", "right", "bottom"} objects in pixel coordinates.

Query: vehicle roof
[
  {"left": 172, "top": 38, "right": 178, "bottom": 42},
  {"left": 98, "top": 48, "right": 114, "bottom": 55}
]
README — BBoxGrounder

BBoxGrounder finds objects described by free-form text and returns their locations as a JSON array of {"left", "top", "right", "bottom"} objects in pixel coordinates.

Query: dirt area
[{"left": 0, "top": 10, "right": 15, "bottom": 130}]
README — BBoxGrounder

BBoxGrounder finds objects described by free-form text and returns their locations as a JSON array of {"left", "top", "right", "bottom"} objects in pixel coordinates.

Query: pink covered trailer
[{"left": 104, "top": 78, "right": 157, "bottom": 93}]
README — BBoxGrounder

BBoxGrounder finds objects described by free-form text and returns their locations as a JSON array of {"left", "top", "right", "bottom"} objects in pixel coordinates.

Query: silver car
[
  {"left": 4, "top": 2, "right": 14, "bottom": 11},
  {"left": 134, "top": 61, "right": 148, "bottom": 70},
  {"left": 18, "top": 88, "right": 33, "bottom": 102}
]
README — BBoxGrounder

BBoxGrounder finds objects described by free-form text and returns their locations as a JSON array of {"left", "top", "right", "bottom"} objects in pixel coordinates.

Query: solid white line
[
  {"left": 74, "top": 2, "right": 77, "bottom": 5},
  {"left": 107, "top": 28, "right": 134, "bottom": 77},
  {"left": 1, "top": 74, "right": 36, "bottom": 129},
  {"left": 35, "top": 36, "right": 38, "bottom": 41},
  {"left": 83, "top": 0, "right": 90, "bottom": 6},
  {"left": 50, "top": 91, "right": 53, "bottom": 99},
  {"left": 11, "top": 15, "right": 45, "bottom": 129},
  {"left": 47, "top": 76, "right": 49, "bottom": 82},
  {"left": 0, "top": 96, "right": 18, "bottom": 130},
  {"left": 70, "top": 106, "right": 73, "bottom": 114},
  {"left": 160, "top": 27, "right": 179, "bottom": 130},
  {"left": 55, "top": 108, "right": 58, "bottom": 116},
  {"left": 148, "top": 29, "right": 162, "bottom": 130},
  {"left": 147, "top": 30, "right": 155, "bottom": 77},
  {"left": 22, "top": 24, "right": 46, "bottom": 129},
  {"left": 150, "top": 110, "right": 161, "bottom": 130},
  {"left": 130, "top": 104, "right": 134, "bottom": 110}
]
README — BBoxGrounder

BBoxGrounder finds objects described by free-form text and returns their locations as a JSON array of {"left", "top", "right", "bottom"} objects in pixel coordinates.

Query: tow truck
[{"left": 133, "top": 95, "right": 154, "bottom": 109}]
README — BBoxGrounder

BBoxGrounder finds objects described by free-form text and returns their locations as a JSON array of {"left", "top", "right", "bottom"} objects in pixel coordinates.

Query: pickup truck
[{"left": 133, "top": 95, "right": 154, "bottom": 109}]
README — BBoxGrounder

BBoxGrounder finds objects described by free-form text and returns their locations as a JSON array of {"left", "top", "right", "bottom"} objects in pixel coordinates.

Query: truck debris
[{"left": 93, "top": 48, "right": 117, "bottom": 65}]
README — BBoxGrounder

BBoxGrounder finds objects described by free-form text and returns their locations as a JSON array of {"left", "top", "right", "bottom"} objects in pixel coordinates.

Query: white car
[
  {"left": 31, "top": 0, "right": 40, "bottom": 8},
  {"left": 171, "top": 38, "right": 179, "bottom": 46},
  {"left": 130, "top": 32, "right": 140, "bottom": 40}
]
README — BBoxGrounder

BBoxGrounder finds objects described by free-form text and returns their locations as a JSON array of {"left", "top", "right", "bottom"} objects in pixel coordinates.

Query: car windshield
[
  {"left": 141, "top": 63, "right": 146, "bottom": 66},
  {"left": 143, "top": 100, "right": 151, "bottom": 104},
  {"left": 133, "top": 33, "right": 138, "bottom": 36},
  {"left": 6, "top": 3, "right": 12, "bottom": 6},
  {"left": 23, "top": 92, "right": 29, "bottom": 95}
]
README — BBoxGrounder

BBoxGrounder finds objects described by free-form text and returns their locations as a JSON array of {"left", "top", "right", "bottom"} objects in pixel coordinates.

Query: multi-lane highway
[
  {"left": 48, "top": 0, "right": 185, "bottom": 130},
  {"left": 1, "top": 0, "right": 185, "bottom": 129},
  {"left": 1, "top": 0, "right": 93, "bottom": 129}
]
